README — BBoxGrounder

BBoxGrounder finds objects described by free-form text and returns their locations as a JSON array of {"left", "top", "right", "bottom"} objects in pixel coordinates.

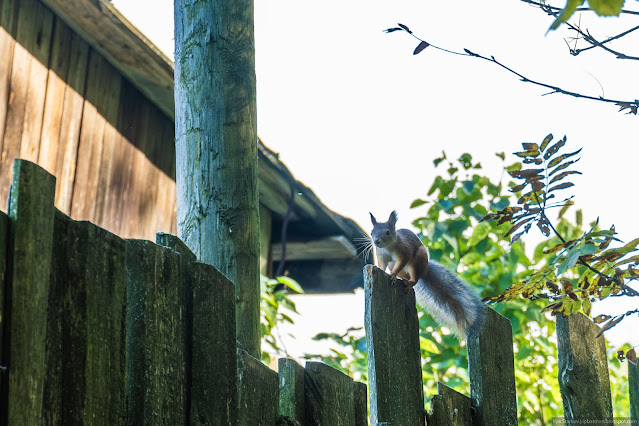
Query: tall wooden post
[{"left": 174, "top": 1, "right": 260, "bottom": 357}]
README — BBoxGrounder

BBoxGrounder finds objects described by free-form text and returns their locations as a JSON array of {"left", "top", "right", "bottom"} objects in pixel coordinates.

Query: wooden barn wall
[{"left": 0, "top": 0, "right": 177, "bottom": 241}]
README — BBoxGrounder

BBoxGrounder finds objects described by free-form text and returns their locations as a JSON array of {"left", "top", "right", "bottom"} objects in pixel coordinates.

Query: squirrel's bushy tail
[{"left": 413, "top": 260, "right": 485, "bottom": 339}]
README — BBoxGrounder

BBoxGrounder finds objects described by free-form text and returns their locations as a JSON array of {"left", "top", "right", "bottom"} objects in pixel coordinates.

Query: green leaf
[
  {"left": 549, "top": 0, "right": 585, "bottom": 31},
  {"left": 469, "top": 222, "right": 491, "bottom": 246},
  {"left": 420, "top": 337, "right": 440, "bottom": 354},
  {"left": 277, "top": 276, "right": 304, "bottom": 293},
  {"left": 540, "top": 134, "right": 553, "bottom": 152},
  {"left": 588, "top": 0, "right": 624, "bottom": 16},
  {"left": 410, "top": 198, "right": 428, "bottom": 208}
]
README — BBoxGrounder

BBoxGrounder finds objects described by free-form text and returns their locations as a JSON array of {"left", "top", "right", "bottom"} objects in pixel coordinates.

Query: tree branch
[
  {"left": 520, "top": 0, "right": 639, "bottom": 17},
  {"left": 523, "top": 0, "right": 639, "bottom": 60},
  {"left": 386, "top": 24, "right": 639, "bottom": 114}
]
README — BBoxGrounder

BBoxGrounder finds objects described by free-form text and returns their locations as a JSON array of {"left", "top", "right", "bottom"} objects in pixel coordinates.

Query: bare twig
[{"left": 386, "top": 24, "right": 639, "bottom": 114}]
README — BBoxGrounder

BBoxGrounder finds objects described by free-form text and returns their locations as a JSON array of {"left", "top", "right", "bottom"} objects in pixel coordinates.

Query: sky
[{"left": 112, "top": 0, "right": 639, "bottom": 353}]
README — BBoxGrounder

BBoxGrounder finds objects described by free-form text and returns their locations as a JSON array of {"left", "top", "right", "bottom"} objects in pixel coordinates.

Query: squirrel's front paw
[
  {"left": 390, "top": 274, "right": 398, "bottom": 285},
  {"left": 403, "top": 280, "right": 417, "bottom": 294}
]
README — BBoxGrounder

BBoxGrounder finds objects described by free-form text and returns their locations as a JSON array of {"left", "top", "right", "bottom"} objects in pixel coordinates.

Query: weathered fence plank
[
  {"left": 279, "top": 358, "right": 306, "bottom": 423},
  {"left": 467, "top": 307, "right": 517, "bottom": 426},
  {"left": 427, "top": 382, "right": 472, "bottom": 426},
  {"left": 364, "top": 264, "right": 424, "bottom": 426},
  {"left": 3, "top": 159, "right": 55, "bottom": 425},
  {"left": 354, "top": 381, "right": 368, "bottom": 426},
  {"left": 630, "top": 360, "right": 639, "bottom": 420},
  {"left": 156, "top": 232, "right": 195, "bottom": 422},
  {"left": 126, "top": 239, "right": 187, "bottom": 425},
  {"left": 556, "top": 313, "right": 613, "bottom": 421},
  {"left": 305, "top": 361, "right": 356, "bottom": 425},
  {"left": 0, "top": 210, "right": 8, "bottom": 423},
  {"left": 238, "top": 349, "right": 279, "bottom": 425},
  {"left": 190, "top": 261, "right": 237, "bottom": 425},
  {"left": 44, "top": 212, "right": 127, "bottom": 424}
]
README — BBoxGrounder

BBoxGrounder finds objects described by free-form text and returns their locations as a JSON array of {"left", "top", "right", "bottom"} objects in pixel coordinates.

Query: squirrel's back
[{"left": 413, "top": 260, "right": 485, "bottom": 338}]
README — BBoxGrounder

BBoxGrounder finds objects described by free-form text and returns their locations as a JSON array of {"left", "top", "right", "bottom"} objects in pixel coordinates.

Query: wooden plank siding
[{"left": 0, "top": 0, "right": 177, "bottom": 241}]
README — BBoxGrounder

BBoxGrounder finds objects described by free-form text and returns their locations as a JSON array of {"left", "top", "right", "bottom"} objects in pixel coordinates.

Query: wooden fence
[
  {"left": 1, "top": 159, "right": 638, "bottom": 425},
  {"left": 364, "top": 264, "right": 639, "bottom": 425},
  {"left": 0, "top": 160, "right": 365, "bottom": 425}
]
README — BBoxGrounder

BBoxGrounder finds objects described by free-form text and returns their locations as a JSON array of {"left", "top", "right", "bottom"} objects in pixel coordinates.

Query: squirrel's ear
[
  {"left": 389, "top": 211, "right": 398, "bottom": 225},
  {"left": 370, "top": 212, "right": 377, "bottom": 226}
]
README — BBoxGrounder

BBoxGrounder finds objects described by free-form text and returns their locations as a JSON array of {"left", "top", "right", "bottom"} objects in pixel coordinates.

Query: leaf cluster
[
  {"left": 482, "top": 134, "right": 639, "bottom": 338},
  {"left": 260, "top": 275, "right": 304, "bottom": 365}
]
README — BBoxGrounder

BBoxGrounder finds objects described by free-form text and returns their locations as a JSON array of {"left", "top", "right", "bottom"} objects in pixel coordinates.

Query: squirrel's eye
[{"left": 385, "top": 230, "right": 390, "bottom": 235}]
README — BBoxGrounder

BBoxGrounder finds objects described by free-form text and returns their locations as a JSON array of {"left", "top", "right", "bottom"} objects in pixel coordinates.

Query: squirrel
[{"left": 369, "top": 211, "right": 485, "bottom": 338}]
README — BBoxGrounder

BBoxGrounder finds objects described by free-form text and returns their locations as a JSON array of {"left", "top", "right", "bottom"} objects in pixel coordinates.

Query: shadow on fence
[
  {"left": 1, "top": 159, "right": 638, "bottom": 425},
  {"left": 0, "top": 160, "right": 366, "bottom": 425}
]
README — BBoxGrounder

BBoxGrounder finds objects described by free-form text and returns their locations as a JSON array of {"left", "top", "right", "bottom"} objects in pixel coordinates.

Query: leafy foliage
[
  {"left": 305, "top": 149, "right": 633, "bottom": 423},
  {"left": 483, "top": 134, "right": 639, "bottom": 339},
  {"left": 550, "top": 0, "right": 625, "bottom": 31},
  {"left": 260, "top": 275, "right": 304, "bottom": 365}
]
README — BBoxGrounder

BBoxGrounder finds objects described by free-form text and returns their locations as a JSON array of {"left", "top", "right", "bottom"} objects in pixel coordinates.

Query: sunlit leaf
[
  {"left": 548, "top": 182, "right": 575, "bottom": 193},
  {"left": 547, "top": 148, "right": 582, "bottom": 168},
  {"left": 277, "top": 276, "right": 304, "bottom": 293},
  {"left": 469, "top": 222, "right": 491, "bottom": 246},
  {"left": 588, "top": 0, "right": 624, "bottom": 16},
  {"left": 549, "top": 158, "right": 580, "bottom": 176},
  {"left": 558, "top": 199, "right": 574, "bottom": 219},
  {"left": 410, "top": 198, "right": 428, "bottom": 208},
  {"left": 515, "top": 150, "right": 541, "bottom": 158},
  {"left": 549, "top": 0, "right": 585, "bottom": 31},
  {"left": 593, "top": 314, "right": 611, "bottom": 324},
  {"left": 549, "top": 170, "right": 582, "bottom": 185},
  {"left": 540, "top": 134, "right": 553, "bottom": 152},
  {"left": 543, "top": 136, "right": 567, "bottom": 160}
]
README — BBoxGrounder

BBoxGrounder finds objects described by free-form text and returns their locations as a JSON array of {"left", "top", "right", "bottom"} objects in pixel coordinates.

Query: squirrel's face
[{"left": 370, "top": 211, "right": 398, "bottom": 248}]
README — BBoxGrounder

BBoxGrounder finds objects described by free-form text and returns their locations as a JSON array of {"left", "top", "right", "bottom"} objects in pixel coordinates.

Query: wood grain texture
[
  {"left": 0, "top": 210, "right": 7, "bottom": 424},
  {"left": 467, "top": 307, "right": 517, "bottom": 426},
  {"left": 5, "top": 159, "right": 55, "bottom": 425},
  {"left": 237, "top": 349, "right": 279, "bottom": 425},
  {"left": 364, "top": 264, "right": 425, "bottom": 426},
  {"left": 126, "top": 239, "right": 187, "bottom": 425},
  {"left": 190, "top": 261, "right": 238, "bottom": 425},
  {"left": 0, "top": 0, "right": 19, "bottom": 178},
  {"left": 44, "top": 211, "right": 127, "bottom": 424},
  {"left": 278, "top": 358, "right": 306, "bottom": 423},
  {"left": 174, "top": 0, "right": 260, "bottom": 357},
  {"left": 39, "top": 0, "right": 174, "bottom": 119},
  {"left": 38, "top": 17, "right": 72, "bottom": 174},
  {"left": 556, "top": 313, "right": 613, "bottom": 421},
  {"left": 427, "top": 382, "right": 472, "bottom": 426},
  {"left": 53, "top": 29, "right": 89, "bottom": 214},
  {"left": 304, "top": 362, "right": 356, "bottom": 425},
  {"left": 18, "top": 0, "right": 54, "bottom": 163},
  {"left": 70, "top": 49, "right": 107, "bottom": 220}
]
